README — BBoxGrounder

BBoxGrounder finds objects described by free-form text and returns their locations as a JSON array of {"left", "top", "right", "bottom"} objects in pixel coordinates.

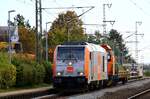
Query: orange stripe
[
  {"left": 84, "top": 47, "right": 90, "bottom": 79},
  {"left": 97, "top": 53, "right": 101, "bottom": 80}
]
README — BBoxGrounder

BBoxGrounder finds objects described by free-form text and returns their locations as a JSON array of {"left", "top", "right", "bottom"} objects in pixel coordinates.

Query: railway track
[
  {"left": 32, "top": 94, "right": 58, "bottom": 99},
  {"left": 128, "top": 88, "right": 150, "bottom": 99},
  {"left": 0, "top": 77, "right": 149, "bottom": 99},
  {"left": 32, "top": 77, "right": 150, "bottom": 99}
]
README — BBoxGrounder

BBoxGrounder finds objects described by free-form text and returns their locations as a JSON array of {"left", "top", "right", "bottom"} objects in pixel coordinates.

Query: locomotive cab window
[{"left": 57, "top": 47, "right": 85, "bottom": 62}]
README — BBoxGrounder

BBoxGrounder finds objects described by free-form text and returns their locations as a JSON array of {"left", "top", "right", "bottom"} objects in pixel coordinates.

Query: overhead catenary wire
[
  {"left": 42, "top": 6, "right": 95, "bottom": 10},
  {"left": 16, "top": 0, "right": 34, "bottom": 7},
  {"left": 129, "top": 0, "right": 150, "bottom": 16}
]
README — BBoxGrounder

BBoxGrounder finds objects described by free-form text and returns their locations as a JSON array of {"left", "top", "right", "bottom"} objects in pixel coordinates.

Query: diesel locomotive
[{"left": 52, "top": 42, "right": 128, "bottom": 90}]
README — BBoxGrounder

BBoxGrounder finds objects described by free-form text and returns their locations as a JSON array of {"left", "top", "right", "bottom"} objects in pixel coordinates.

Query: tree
[
  {"left": 48, "top": 11, "right": 86, "bottom": 46},
  {"left": 87, "top": 30, "right": 102, "bottom": 44},
  {"left": 94, "top": 30, "right": 102, "bottom": 44},
  {"left": 18, "top": 27, "right": 35, "bottom": 53},
  {"left": 14, "top": 14, "right": 31, "bottom": 28},
  {"left": 107, "top": 29, "right": 134, "bottom": 64},
  {"left": 88, "top": 34, "right": 96, "bottom": 43},
  {"left": 12, "top": 14, "right": 35, "bottom": 53}
]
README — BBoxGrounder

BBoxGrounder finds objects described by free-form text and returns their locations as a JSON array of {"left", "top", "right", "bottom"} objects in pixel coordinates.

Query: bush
[
  {"left": 0, "top": 52, "right": 9, "bottom": 64},
  {"left": 12, "top": 53, "right": 35, "bottom": 66},
  {"left": 0, "top": 53, "right": 16, "bottom": 89},
  {"left": 144, "top": 71, "right": 150, "bottom": 77},
  {"left": 42, "top": 61, "right": 52, "bottom": 83},
  {"left": 12, "top": 54, "right": 45, "bottom": 87},
  {"left": 33, "top": 63, "right": 45, "bottom": 84},
  {"left": 16, "top": 63, "right": 34, "bottom": 86}
]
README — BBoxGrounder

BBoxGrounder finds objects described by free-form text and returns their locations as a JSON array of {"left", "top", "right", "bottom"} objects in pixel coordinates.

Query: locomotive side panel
[
  {"left": 86, "top": 43, "right": 108, "bottom": 83},
  {"left": 101, "top": 44, "right": 115, "bottom": 76},
  {"left": 52, "top": 47, "right": 57, "bottom": 77},
  {"left": 84, "top": 47, "right": 90, "bottom": 80}
]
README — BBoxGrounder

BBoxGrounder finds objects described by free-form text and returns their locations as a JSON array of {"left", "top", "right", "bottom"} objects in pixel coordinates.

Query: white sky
[{"left": 0, "top": 0, "right": 150, "bottom": 64}]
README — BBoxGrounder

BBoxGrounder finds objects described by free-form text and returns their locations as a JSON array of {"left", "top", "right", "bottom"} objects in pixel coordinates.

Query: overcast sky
[{"left": 0, "top": 0, "right": 150, "bottom": 64}]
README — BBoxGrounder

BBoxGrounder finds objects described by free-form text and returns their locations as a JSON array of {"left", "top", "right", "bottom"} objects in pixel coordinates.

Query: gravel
[{"left": 66, "top": 78, "right": 150, "bottom": 99}]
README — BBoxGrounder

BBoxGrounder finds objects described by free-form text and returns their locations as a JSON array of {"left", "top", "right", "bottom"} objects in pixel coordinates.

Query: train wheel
[
  {"left": 107, "top": 80, "right": 113, "bottom": 87},
  {"left": 84, "top": 84, "right": 89, "bottom": 92},
  {"left": 122, "top": 78, "right": 127, "bottom": 84},
  {"left": 112, "top": 80, "right": 118, "bottom": 86},
  {"left": 97, "top": 81, "right": 103, "bottom": 89},
  {"left": 102, "top": 80, "right": 108, "bottom": 88},
  {"left": 88, "top": 83, "right": 94, "bottom": 91}
]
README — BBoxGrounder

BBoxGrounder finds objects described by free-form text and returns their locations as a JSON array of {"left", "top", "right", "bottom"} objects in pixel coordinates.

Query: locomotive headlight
[
  {"left": 79, "top": 72, "right": 84, "bottom": 76},
  {"left": 68, "top": 62, "right": 72, "bottom": 66},
  {"left": 57, "top": 72, "right": 61, "bottom": 76}
]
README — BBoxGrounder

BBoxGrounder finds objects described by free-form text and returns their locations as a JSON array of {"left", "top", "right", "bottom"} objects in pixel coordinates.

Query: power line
[
  {"left": 16, "top": 0, "right": 34, "bottom": 6},
  {"left": 125, "top": 32, "right": 136, "bottom": 39},
  {"left": 139, "top": 44, "right": 150, "bottom": 51},
  {"left": 42, "top": 6, "right": 95, "bottom": 10},
  {"left": 42, "top": 9, "right": 58, "bottom": 20},
  {"left": 129, "top": 0, "right": 150, "bottom": 16},
  {"left": 82, "top": 24, "right": 103, "bottom": 26}
]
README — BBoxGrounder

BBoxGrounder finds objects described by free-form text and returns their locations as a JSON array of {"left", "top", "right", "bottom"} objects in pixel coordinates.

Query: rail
[{"left": 128, "top": 88, "right": 150, "bottom": 99}]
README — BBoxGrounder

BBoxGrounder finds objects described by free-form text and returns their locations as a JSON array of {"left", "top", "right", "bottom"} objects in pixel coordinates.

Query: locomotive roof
[
  {"left": 101, "top": 44, "right": 112, "bottom": 50},
  {"left": 62, "top": 42, "right": 87, "bottom": 45},
  {"left": 57, "top": 42, "right": 106, "bottom": 53},
  {"left": 86, "top": 43, "right": 106, "bottom": 53}
]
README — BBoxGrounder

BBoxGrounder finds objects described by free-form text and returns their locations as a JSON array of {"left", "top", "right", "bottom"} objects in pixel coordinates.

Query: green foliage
[
  {"left": 86, "top": 29, "right": 134, "bottom": 64},
  {"left": 108, "top": 29, "right": 125, "bottom": 51},
  {"left": 107, "top": 29, "right": 135, "bottom": 64},
  {"left": 11, "top": 14, "right": 35, "bottom": 53},
  {"left": 0, "top": 52, "right": 9, "bottom": 64},
  {"left": 15, "top": 63, "right": 45, "bottom": 86},
  {"left": 0, "top": 53, "right": 16, "bottom": 89},
  {"left": 15, "top": 63, "right": 34, "bottom": 86},
  {"left": 42, "top": 61, "right": 52, "bottom": 83},
  {"left": 14, "top": 14, "right": 31, "bottom": 28},
  {"left": 87, "top": 31, "right": 102, "bottom": 44},
  {"left": 12, "top": 54, "right": 45, "bottom": 87},
  {"left": 33, "top": 63, "right": 45, "bottom": 84},
  {"left": 12, "top": 54, "right": 35, "bottom": 65},
  {"left": 144, "top": 70, "right": 150, "bottom": 77},
  {"left": 18, "top": 27, "right": 36, "bottom": 53},
  {"left": 0, "top": 64, "right": 16, "bottom": 89},
  {"left": 48, "top": 11, "right": 86, "bottom": 46},
  {"left": 88, "top": 35, "right": 96, "bottom": 43}
]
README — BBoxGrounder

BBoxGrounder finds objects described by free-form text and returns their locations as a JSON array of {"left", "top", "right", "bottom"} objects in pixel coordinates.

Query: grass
[
  {"left": 144, "top": 70, "right": 150, "bottom": 77},
  {"left": 0, "top": 83, "right": 52, "bottom": 93}
]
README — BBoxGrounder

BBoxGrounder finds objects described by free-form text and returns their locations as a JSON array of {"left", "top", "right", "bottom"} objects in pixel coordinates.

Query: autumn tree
[
  {"left": 13, "top": 14, "right": 35, "bottom": 53},
  {"left": 48, "top": 11, "right": 86, "bottom": 46}
]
